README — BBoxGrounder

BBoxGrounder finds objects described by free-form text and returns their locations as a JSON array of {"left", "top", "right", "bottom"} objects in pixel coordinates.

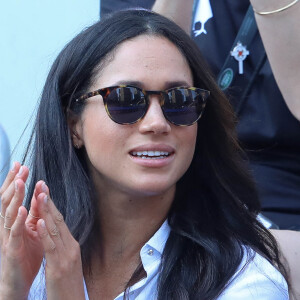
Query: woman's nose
[{"left": 138, "top": 97, "right": 171, "bottom": 135}]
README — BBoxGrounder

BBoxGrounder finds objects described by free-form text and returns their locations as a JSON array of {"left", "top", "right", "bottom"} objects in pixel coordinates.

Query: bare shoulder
[{"left": 270, "top": 229, "right": 300, "bottom": 300}]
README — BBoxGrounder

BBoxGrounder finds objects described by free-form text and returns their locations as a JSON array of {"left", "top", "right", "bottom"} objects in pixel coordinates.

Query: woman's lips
[{"left": 129, "top": 145, "right": 175, "bottom": 167}]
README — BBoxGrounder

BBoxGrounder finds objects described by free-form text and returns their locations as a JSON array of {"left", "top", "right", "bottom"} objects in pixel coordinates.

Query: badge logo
[
  {"left": 218, "top": 68, "right": 234, "bottom": 90},
  {"left": 230, "top": 42, "right": 249, "bottom": 74}
]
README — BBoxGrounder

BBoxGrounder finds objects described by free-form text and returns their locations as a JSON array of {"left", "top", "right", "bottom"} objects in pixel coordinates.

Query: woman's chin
[{"left": 124, "top": 181, "right": 176, "bottom": 198}]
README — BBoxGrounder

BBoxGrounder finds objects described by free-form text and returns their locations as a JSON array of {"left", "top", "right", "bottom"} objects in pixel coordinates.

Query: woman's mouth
[{"left": 129, "top": 146, "right": 175, "bottom": 167}]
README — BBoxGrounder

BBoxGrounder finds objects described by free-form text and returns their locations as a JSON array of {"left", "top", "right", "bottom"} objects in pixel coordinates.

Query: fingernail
[
  {"left": 41, "top": 219, "right": 46, "bottom": 228},
  {"left": 42, "top": 182, "right": 47, "bottom": 193},
  {"left": 15, "top": 181, "right": 19, "bottom": 191},
  {"left": 18, "top": 166, "right": 24, "bottom": 176},
  {"left": 11, "top": 162, "right": 16, "bottom": 172},
  {"left": 18, "top": 207, "right": 22, "bottom": 216},
  {"left": 44, "top": 195, "right": 48, "bottom": 204}
]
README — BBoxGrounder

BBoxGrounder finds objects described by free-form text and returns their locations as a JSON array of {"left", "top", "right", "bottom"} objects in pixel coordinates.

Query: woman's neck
[
  {"left": 95, "top": 185, "right": 174, "bottom": 263},
  {"left": 84, "top": 185, "right": 174, "bottom": 299}
]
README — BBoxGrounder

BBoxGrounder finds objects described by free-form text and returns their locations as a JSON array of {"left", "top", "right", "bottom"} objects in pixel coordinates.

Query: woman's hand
[
  {"left": 0, "top": 163, "right": 44, "bottom": 300},
  {"left": 35, "top": 184, "right": 85, "bottom": 300}
]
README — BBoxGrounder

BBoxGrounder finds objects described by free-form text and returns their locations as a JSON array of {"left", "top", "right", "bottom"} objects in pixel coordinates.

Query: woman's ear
[{"left": 67, "top": 110, "right": 84, "bottom": 149}]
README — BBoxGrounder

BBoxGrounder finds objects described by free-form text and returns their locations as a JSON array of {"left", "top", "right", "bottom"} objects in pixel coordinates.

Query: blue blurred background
[{"left": 0, "top": 0, "right": 100, "bottom": 185}]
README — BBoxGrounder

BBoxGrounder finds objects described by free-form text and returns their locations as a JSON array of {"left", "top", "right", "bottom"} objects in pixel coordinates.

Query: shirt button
[{"left": 147, "top": 248, "right": 154, "bottom": 256}]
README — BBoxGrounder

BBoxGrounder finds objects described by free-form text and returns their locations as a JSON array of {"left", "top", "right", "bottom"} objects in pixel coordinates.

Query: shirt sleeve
[
  {"left": 218, "top": 249, "right": 289, "bottom": 300},
  {"left": 28, "top": 264, "right": 89, "bottom": 300},
  {"left": 28, "top": 263, "right": 46, "bottom": 300}
]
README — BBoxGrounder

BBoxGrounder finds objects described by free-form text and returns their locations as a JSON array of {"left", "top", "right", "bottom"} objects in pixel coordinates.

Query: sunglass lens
[
  {"left": 106, "top": 87, "right": 146, "bottom": 124},
  {"left": 163, "top": 89, "right": 207, "bottom": 126}
]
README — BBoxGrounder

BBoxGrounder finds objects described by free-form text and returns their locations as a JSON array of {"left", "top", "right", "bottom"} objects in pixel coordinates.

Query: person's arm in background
[
  {"left": 271, "top": 229, "right": 300, "bottom": 300},
  {"left": 152, "top": 0, "right": 194, "bottom": 34},
  {"left": 248, "top": 0, "right": 300, "bottom": 121}
]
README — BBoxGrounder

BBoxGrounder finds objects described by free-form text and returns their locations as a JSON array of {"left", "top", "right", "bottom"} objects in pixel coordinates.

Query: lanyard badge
[
  {"left": 230, "top": 42, "right": 250, "bottom": 74},
  {"left": 217, "top": 6, "right": 257, "bottom": 91}
]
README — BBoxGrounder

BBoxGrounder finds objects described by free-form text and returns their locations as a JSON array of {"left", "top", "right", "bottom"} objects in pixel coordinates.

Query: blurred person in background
[{"left": 0, "top": 123, "right": 10, "bottom": 187}]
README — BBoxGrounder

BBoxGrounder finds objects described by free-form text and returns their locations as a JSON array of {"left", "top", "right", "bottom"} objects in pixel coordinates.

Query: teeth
[
  {"left": 131, "top": 150, "right": 170, "bottom": 158},
  {"left": 148, "top": 151, "right": 155, "bottom": 156}
]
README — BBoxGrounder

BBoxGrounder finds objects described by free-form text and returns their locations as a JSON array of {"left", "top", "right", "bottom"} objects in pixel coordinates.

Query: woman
[{"left": 0, "top": 9, "right": 289, "bottom": 300}]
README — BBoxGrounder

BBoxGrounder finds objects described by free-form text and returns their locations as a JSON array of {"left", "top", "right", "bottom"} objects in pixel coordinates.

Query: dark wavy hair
[{"left": 23, "top": 9, "right": 288, "bottom": 299}]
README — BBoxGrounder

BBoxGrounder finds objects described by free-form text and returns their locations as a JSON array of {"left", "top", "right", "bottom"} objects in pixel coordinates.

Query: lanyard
[{"left": 217, "top": 5, "right": 262, "bottom": 92}]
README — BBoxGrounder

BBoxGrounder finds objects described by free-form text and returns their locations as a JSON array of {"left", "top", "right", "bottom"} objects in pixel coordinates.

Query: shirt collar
[
  {"left": 145, "top": 219, "right": 170, "bottom": 255},
  {"left": 139, "top": 219, "right": 170, "bottom": 276}
]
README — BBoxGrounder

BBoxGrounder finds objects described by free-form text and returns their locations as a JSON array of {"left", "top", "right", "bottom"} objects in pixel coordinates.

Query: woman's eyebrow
[
  {"left": 113, "top": 80, "right": 192, "bottom": 90},
  {"left": 114, "top": 80, "right": 144, "bottom": 87},
  {"left": 163, "top": 81, "right": 191, "bottom": 89}
]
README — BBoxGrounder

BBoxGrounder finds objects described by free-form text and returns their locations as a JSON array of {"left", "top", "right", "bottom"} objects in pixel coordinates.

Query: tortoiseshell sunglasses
[{"left": 74, "top": 85, "right": 210, "bottom": 126}]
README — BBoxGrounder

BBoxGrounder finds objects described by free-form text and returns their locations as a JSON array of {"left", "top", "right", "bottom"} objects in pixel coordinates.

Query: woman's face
[{"left": 74, "top": 35, "right": 197, "bottom": 197}]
